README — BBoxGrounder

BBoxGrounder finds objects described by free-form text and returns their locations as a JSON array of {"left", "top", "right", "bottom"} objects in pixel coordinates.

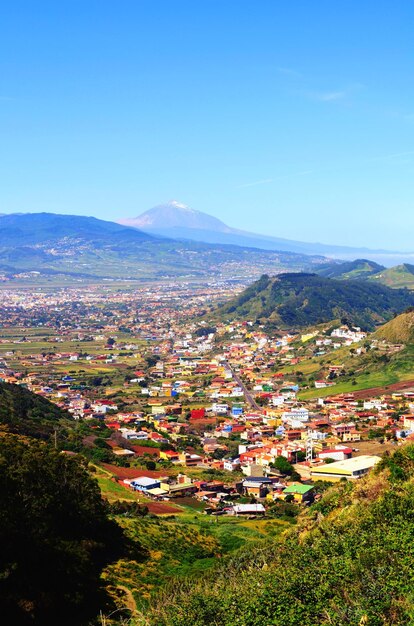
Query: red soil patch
[
  {"left": 129, "top": 445, "right": 161, "bottom": 457},
  {"left": 101, "top": 463, "right": 169, "bottom": 480},
  {"left": 146, "top": 502, "right": 182, "bottom": 514}
]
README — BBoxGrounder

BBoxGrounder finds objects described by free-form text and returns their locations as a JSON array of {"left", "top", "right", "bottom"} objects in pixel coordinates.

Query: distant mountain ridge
[
  {"left": 315, "top": 259, "right": 414, "bottom": 290},
  {"left": 0, "top": 212, "right": 155, "bottom": 245},
  {"left": 370, "top": 264, "right": 414, "bottom": 289},
  {"left": 120, "top": 200, "right": 410, "bottom": 263},
  {"left": 317, "top": 258, "right": 385, "bottom": 280},
  {"left": 0, "top": 212, "right": 327, "bottom": 282},
  {"left": 2, "top": 211, "right": 413, "bottom": 286}
]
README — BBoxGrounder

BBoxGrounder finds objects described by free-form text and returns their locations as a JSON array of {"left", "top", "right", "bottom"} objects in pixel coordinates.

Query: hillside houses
[{"left": 1, "top": 281, "right": 413, "bottom": 518}]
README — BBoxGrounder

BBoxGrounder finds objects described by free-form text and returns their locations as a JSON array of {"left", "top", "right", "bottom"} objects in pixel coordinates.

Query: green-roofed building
[{"left": 283, "top": 483, "right": 315, "bottom": 503}]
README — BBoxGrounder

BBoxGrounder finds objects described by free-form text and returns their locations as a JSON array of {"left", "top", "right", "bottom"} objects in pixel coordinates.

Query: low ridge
[
  {"left": 374, "top": 308, "right": 414, "bottom": 344},
  {"left": 213, "top": 272, "right": 414, "bottom": 330},
  {"left": 317, "top": 258, "right": 385, "bottom": 280}
]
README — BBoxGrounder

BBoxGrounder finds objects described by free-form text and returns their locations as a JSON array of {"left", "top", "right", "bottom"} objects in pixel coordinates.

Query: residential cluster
[{"left": 1, "top": 283, "right": 411, "bottom": 515}]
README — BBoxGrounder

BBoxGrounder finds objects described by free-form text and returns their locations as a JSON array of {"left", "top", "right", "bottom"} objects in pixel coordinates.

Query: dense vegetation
[
  {"left": 0, "top": 381, "right": 71, "bottom": 437},
  {"left": 216, "top": 273, "right": 414, "bottom": 330},
  {"left": 0, "top": 435, "right": 131, "bottom": 625},
  {"left": 148, "top": 445, "right": 414, "bottom": 626}
]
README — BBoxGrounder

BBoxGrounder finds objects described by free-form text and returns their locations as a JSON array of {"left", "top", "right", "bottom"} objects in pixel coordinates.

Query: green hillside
[
  {"left": 297, "top": 343, "right": 414, "bottom": 400},
  {"left": 370, "top": 264, "right": 414, "bottom": 290},
  {"left": 0, "top": 381, "right": 71, "bottom": 437},
  {"left": 374, "top": 309, "right": 414, "bottom": 344},
  {"left": 275, "top": 310, "right": 414, "bottom": 400},
  {"left": 317, "top": 258, "right": 385, "bottom": 280},
  {"left": 214, "top": 273, "right": 414, "bottom": 330},
  {"left": 317, "top": 260, "right": 414, "bottom": 290},
  {"left": 149, "top": 445, "right": 414, "bottom": 626}
]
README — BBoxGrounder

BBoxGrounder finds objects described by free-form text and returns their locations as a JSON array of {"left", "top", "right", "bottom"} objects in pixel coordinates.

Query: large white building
[{"left": 282, "top": 408, "right": 309, "bottom": 422}]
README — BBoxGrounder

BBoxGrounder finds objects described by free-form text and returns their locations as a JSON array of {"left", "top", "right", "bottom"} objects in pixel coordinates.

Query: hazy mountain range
[
  {"left": 0, "top": 212, "right": 326, "bottom": 282},
  {"left": 1, "top": 208, "right": 413, "bottom": 285},
  {"left": 120, "top": 200, "right": 413, "bottom": 265}
]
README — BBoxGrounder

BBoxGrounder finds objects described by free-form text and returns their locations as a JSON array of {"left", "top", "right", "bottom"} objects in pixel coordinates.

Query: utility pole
[{"left": 305, "top": 429, "right": 313, "bottom": 463}]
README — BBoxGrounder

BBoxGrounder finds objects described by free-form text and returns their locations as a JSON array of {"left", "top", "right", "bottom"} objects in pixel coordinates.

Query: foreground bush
[{"left": 0, "top": 436, "right": 127, "bottom": 625}]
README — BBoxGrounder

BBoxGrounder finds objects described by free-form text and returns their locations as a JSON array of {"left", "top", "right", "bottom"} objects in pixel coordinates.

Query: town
[{"left": 1, "top": 280, "right": 412, "bottom": 519}]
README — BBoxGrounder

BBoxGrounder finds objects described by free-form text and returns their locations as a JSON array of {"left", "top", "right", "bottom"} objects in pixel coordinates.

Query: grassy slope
[
  {"left": 370, "top": 264, "right": 414, "bottom": 290},
  {"left": 148, "top": 445, "right": 414, "bottom": 626},
  {"left": 374, "top": 310, "right": 414, "bottom": 344},
  {"left": 102, "top": 509, "right": 291, "bottom": 611},
  {"left": 317, "top": 259, "right": 385, "bottom": 280},
  {"left": 94, "top": 460, "right": 292, "bottom": 611},
  {"left": 298, "top": 344, "right": 414, "bottom": 399}
]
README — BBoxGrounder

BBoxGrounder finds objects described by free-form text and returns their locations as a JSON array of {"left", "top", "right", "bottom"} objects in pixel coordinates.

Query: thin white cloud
[
  {"left": 272, "top": 170, "right": 313, "bottom": 181},
  {"left": 294, "top": 170, "right": 313, "bottom": 176},
  {"left": 237, "top": 170, "right": 313, "bottom": 189},
  {"left": 277, "top": 67, "right": 303, "bottom": 78},
  {"left": 237, "top": 178, "right": 273, "bottom": 189},
  {"left": 305, "top": 83, "right": 365, "bottom": 103},
  {"left": 369, "top": 150, "right": 414, "bottom": 162},
  {"left": 314, "top": 90, "right": 347, "bottom": 101},
  {"left": 277, "top": 64, "right": 365, "bottom": 106}
]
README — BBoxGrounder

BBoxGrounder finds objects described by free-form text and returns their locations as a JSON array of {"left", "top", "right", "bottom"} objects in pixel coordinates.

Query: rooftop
[
  {"left": 233, "top": 503, "right": 265, "bottom": 513},
  {"left": 283, "top": 483, "right": 314, "bottom": 495},
  {"left": 311, "top": 455, "right": 381, "bottom": 476},
  {"left": 130, "top": 476, "right": 160, "bottom": 486}
]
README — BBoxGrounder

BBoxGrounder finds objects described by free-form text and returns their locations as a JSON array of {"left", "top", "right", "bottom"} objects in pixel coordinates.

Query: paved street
[{"left": 224, "top": 361, "right": 261, "bottom": 411}]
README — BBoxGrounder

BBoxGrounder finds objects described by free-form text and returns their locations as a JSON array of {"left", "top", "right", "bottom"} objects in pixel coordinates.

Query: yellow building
[{"left": 310, "top": 455, "right": 381, "bottom": 481}]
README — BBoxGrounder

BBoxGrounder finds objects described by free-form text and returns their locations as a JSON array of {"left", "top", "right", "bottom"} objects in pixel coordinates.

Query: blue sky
[{"left": 1, "top": 1, "right": 413, "bottom": 249}]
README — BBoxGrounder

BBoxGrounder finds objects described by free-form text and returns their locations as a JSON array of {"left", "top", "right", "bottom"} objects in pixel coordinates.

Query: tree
[
  {"left": 212, "top": 448, "right": 227, "bottom": 460},
  {"left": 0, "top": 436, "right": 130, "bottom": 625},
  {"left": 271, "top": 456, "right": 295, "bottom": 476},
  {"left": 145, "top": 355, "right": 160, "bottom": 368},
  {"left": 296, "top": 450, "right": 306, "bottom": 462}
]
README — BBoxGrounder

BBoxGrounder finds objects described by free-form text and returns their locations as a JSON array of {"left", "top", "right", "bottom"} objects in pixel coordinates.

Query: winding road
[{"left": 224, "top": 360, "right": 262, "bottom": 411}]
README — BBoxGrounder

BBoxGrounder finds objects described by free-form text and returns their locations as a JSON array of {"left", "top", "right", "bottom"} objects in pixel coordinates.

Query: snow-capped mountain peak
[{"left": 118, "top": 201, "right": 232, "bottom": 232}]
